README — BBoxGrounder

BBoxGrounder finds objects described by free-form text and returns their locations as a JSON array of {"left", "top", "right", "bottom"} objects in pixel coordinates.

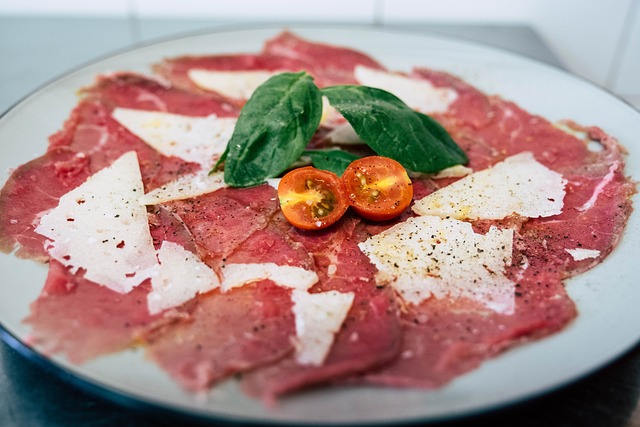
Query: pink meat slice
[
  {"left": 49, "top": 72, "right": 241, "bottom": 191},
  {"left": 161, "top": 185, "right": 280, "bottom": 273},
  {"left": 148, "top": 205, "right": 197, "bottom": 254},
  {"left": 143, "top": 190, "right": 316, "bottom": 391},
  {"left": 81, "top": 72, "right": 239, "bottom": 117},
  {"left": 354, "top": 69, "right": 635, "bottom": 388},
  {"left": 0, "top": 148, "right": 91, "bottom": 260},
  {"left": 153, "top": 52, "right": 311, "bottom": 100},
  {"left": 262, "top": 31, "right": 386, "bottom": 87},
  {"left": 361, "top": 255, "right": 576, "bottom": 388},
  {"left": 413, "top": 68, "right": 635, "bottom": 275},
  {"left": 21, "top": 203, "right": 201, "bottom": 363},
  {"left": 153, "top": 31, "right": 386, "bottom": 101},
  {"left": 143, "top": 282, "right": 296, "bottom": 392},
  {"left": 1, "top": 72, "right": 236, "bottom": 262},
  {"left": 240, "top": 215, "right": 402, "bottom": 403},
  {"left": 23, "top": 261, "right": 163, "bottom": 363}
]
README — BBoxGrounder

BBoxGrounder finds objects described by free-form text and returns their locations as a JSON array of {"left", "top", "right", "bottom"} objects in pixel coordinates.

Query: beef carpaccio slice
[
  {"left": 145, "top": 187, "right": 402, "bottom": 393},
  {"left": 412, "top": 67, "right": 635, "bottom": 278},
  {"left": 353, "top": 68, "right": 636, "bottom": 388},
  {"left": 142, "top": 187, "right": 297, "bottom": 390},
  {"left": 49, "top": 72, "right": 240, "bottom": 191},
  {"left": 23, "top": 260, "right": 161, "bottom": 363},
  {"left": 142, "top": 189, "right": 304, "bottom": 390},
  {"left": 153, "top": 31, "right": 385, "bottom": 100},
  {"left": 240, "top": 215, "right": 402, "bottom": 402},
  {"left": 3, "top": 73, "right": 242, "bottom": 360},
  {"left": 261, "top": 31, "right": 386, "bottom": 87},
  {"left": 0, "top": 72, "right": 237, "bottom": 260},
  {"left": 0, "top": 148, "right": 91, "bottom": 260},
  {"left": 22, "top": 204, "right": 199, "bottom": 362}
]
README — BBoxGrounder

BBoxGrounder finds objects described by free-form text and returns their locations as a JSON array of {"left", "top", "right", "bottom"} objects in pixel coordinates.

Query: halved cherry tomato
[
  {"left": 342, "top": 156, "right": 413, "bottom": 221},
  {"left": 278, "top": 166, "right": 349, "bottom": 230}
]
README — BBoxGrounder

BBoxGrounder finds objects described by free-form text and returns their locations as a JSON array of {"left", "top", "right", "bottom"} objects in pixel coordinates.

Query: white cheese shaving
[
  {"left": 34, "top": 151, "right": 158, "bottom": 294},
  {"left": 320, "top": 96, "right": 346, "bottom": 126},
  {"left": 354, "top": 65, "right": 458, "bottom": 114},
  {"left": 138, "top": 170, "right": 227, "bottom": 205},
  {"left": 412, "top": 152, "right": 567, "bottom": 220},
  {"left": 266, "top": 178, "right": 281, "bottom": 190},
  {"left": 358, "top": 215, "right": 516, "bottom": 314},
  {"left": 220, "top": 263, "right": 319, "bottom": 292},
  {"left": 188, "top": 69, "right": 278, "bottom": 100},
  {"left": 147, "top": 241, "right": 220, "bottom": 315},
  {"left": 429, "top": 164, "right": 473, "bottom": 179},
  {"left": 566, "top": 248, "right": 601, "bottom": 261},
  {"left": 291, "top": 289, "right": 355, "bottom": 366},
  {"left": 112, "top": 108, "right": 236, "bottom": 167},
  {"left": 325, "top": 122, "right": 362, "bottom": 145}
]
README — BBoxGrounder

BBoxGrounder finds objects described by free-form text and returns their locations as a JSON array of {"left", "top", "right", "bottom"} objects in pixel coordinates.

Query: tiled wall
[{"left": 0, "top": 0, "right": 638, "bottom": 105}]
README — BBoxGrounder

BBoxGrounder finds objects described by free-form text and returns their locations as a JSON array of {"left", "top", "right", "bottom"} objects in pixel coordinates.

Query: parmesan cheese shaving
[
  {"left": 188, "top": 69, "right": 278, "bottom": 100},
  {"left": 35, "top": 151, "right": 158, "bottom": 294},
  {"left": 412, "top": 152, "right": 567, "bottom": 220},
  {"left": 147, "top": 241, "right": 220, "bottom": 314},
  {"left": 429, "top": 164, "right": 473, "bottom": 179},
  {"left": 325, "top": 122, "right": 362, "bottom": 145},
  {"left": 566, "top": 248, "right": 601, "bottom": 261},
  {"left": 112, "top": 108, "right": 235, "bottom": 167},
  {"left": 138, "top": 170, "right": 227, "bottom": 205},
  {"left": 354, "top": 65, "right": 458, "bottom": 114},
  {"left": 291, "top": 289, "right": 355, "bottom": 366},
  {"left": 220, "top": 263, "right": 319, "bottom": 292},
  {"left": 359, "top": 215, "right": 516, "bottom": 314}
]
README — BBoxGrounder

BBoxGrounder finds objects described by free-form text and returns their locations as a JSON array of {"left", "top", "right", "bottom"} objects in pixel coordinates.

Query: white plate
[{"left": 0, "top": 25, "right": 639, "bottom": 425}]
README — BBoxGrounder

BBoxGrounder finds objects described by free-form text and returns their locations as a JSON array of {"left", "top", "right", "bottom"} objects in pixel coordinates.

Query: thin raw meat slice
[
  {"left": 23, "top": 261, "right": 164, "bottom": 363},
  {"left": 153, "top": 52, "right": 310, "bottom": 100},
  {"left": 48, "top": 73, "right": 242, "bottom": 191},
  {"left": 241, "top": 215, "right": 402, "bottom": 403},
  {"left": 81, "top": 72, "right": 239, "bottom": 117},
  {"left": 143, "top": 199, "right": 316, "bottom": 391},
  {"left": 23, "top": 202, "right": 204, "bottom": 363},
  {"left": 360, "top": 258, "right": 576, "bottom": 388},
  {"left": 147, "top": 205, "right": 197, "bottom": 253},
  {"left": 413, "top": 67, "right": 635, "bottom": 277},
  {"left": 161, "top": 185, "right": 280, "bottom": 273},
  {"left": 143, "top": 282, "right": 296, "bottom": 392},
  {"left": 262, "top": 31, "right": 386, "bottom": 87},
  {"left": 0, "top": 148, "right": 91, "bottom": 260},
  {"left": 354, "top": 69, "right": 635, "bottom": 388},
  {"left": 0, "top": 71, "right": 237, "bottom": 277},
  {"left": 153, "top": 31, "right": 386, "bottom": 101},
  {"left": 515, "top": 125, "right": 635, "bottom": 277}
]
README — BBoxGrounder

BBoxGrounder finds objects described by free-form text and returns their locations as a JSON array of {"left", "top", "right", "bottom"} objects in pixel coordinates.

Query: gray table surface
[{"left": 0, "top": 17, "right": 639, "bottom": 427}]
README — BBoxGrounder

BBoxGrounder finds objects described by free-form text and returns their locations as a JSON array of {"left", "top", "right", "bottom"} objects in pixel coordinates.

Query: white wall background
[{"left": 0, "top": 0, "right": 638, "bottom": 106}]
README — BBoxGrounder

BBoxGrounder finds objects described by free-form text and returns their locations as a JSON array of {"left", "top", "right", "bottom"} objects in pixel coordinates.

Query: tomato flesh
[
  {"left": 342, "top": 156, "right": 413, "bottom": 221},
  {"left": 278, "top": 166, "right": 349, "bottom": 230}
]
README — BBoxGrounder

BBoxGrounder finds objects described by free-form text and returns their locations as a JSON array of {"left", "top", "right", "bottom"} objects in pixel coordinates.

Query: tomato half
[
  {"left": 342, "top": 156, "right": 413, "bottom": 221},
  {"left": 278, "top": 166, "right": 349, "bottom": 230}
]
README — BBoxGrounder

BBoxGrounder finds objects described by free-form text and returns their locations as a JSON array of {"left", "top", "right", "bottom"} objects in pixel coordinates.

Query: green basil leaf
[
  {"left": 303, "top": 149, "right": 360, "bottom": 176},
  {"left": 321, "top": 85, "right": 468, "bottom": 173},
  {"left": 216, "top": 72, "right": 323, "bottom": 187}
]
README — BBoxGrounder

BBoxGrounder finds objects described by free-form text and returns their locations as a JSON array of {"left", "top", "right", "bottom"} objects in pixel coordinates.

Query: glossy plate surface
[{"left": 0, "top": 26, "right": 638, "bottom": 425}]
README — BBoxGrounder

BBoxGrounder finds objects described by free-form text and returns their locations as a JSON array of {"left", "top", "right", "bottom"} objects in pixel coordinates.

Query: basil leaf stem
[
  {"left": 214, "top": 72, "right": 323, "bottom": 187},
  {"left": 321, "top": 85, "right": 468, "bottom": 173}
]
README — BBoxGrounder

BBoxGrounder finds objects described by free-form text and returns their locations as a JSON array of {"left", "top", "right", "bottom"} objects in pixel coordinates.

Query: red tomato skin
[
  {"left": 342, "top": 156, "right": 413, "bottom": 222},
  {"left": 277, "top": 167, "right": 349, "bottom": 230}
]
